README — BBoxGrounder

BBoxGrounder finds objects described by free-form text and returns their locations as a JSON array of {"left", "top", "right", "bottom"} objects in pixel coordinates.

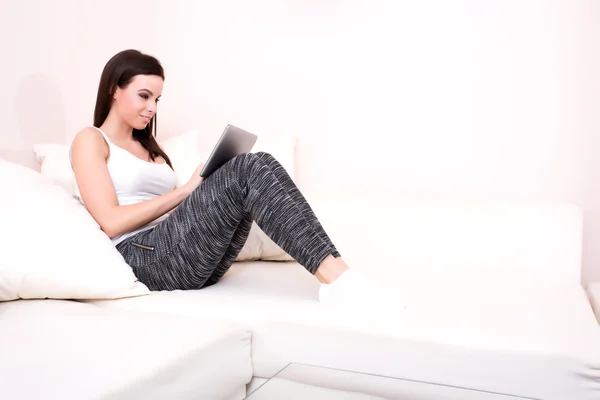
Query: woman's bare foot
[{"left": 314, "top": 255, "right": 350, "bottom": 284}]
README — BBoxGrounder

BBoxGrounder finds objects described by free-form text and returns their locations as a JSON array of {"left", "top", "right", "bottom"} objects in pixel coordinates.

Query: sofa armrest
[{"left": 587, "top": 283, "right": 600, "bottom": 324}]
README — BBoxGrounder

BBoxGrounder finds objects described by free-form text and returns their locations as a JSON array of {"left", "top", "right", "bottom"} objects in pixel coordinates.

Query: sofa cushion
[
  {"left": 0, "top": 158, "right": 149, "bottom": 301},
  {"left": 0, "top": 299, "right": 252, "bottom": 400},
  {"left": 86, "top": 261, "right": 600, "bottom": 400}
]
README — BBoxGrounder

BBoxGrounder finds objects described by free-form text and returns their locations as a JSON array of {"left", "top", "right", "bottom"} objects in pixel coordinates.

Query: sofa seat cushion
[
  {"left": 0, "top": 299, "right": 252, "bottom": 400},
  {"left": 87, "top": 261, "right": 600, "bottom": 400}
]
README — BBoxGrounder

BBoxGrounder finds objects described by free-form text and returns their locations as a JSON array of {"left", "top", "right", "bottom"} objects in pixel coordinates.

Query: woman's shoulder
[
  {"left": 70, "top": 126, "right": 109, "bottom": 158},
  {"left": 73, "top": 126, "right": 104, "bottom": 140}
]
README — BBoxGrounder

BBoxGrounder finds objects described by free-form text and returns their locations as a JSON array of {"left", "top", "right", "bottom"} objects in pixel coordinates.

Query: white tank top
[{"left": 72, "top": 127, "right": 177, "bottom": 245}]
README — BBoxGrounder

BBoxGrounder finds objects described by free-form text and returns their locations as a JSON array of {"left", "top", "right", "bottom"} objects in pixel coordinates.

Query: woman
[{"left": 70, "top": 49, "right": 360, "bottom": 303}]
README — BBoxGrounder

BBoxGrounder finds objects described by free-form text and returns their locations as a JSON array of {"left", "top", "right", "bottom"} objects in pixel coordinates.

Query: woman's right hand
[{"left": 184, "top": 162, "right": 206, "bottom": 193}]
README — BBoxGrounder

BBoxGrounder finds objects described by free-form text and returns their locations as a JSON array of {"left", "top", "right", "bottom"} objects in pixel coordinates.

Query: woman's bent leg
[
  {"left": 254, "top": 151, "right": 340, "bottom": 258},
  {"left": 116, "top": 152, "right": 339, "bottom": 290}
]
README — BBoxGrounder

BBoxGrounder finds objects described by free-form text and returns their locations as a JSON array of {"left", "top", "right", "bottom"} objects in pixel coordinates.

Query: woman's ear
[{"left": 112, "top": 85, "right": 122, "bottom": 102}]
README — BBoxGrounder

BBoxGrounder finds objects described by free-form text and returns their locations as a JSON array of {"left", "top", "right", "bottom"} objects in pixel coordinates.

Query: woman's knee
[
  {"left": 232, "top": 152, "right": 261, "bottom": 168},
  {"left": 226, "top": 153, "right": 265, "bottom": 182},
  {"left": 233, "top": 151, "right": 276, "bottom": 168},
  {"left": 234, "top": 151, "right": 274, "bottom": 162},
  {"left": 254, "top": 151, "right": 275, "bottom": 162},
  {"left": 228, "top": 152, "right": 277, "bottom": 181}
]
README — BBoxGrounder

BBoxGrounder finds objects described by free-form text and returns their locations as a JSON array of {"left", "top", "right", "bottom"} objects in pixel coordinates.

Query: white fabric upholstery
[
  {"left": 32, "top": 143, "right": 74, "bottom": 192},
  {"left": 0, "top": 158, "right": 149, "bottom": 301},
  {"left": 246, "top": 377, "right": 269, "bottom": 397},
  {"left": 246, "top": 363, "right": 533, "bottom": 400},
  {"left": 87, "top": 261, "right": 600, "bottom": 400},
  {"left": 306, "top": 197, "right": 583, "bottom": 286},
  {"left": 0, "top": 299, "right": 252, "bottom": 400}
]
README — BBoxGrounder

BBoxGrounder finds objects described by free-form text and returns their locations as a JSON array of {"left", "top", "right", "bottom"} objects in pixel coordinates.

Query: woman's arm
[{"left": 71, "top": 127, "right": 194, "bottom": 239}]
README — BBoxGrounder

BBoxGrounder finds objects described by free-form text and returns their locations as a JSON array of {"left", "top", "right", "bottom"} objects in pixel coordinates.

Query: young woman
[{"left": 70, "top": 49, "right": 362, "bottom": 303}]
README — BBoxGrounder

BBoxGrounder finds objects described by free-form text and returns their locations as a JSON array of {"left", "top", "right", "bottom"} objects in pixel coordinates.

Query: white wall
[
  {"left": 2, "top": 0, "right": 599, "bottom": 283},
  {"left": 581, "top": 0, "right": 600, "bottom": 285},
  {"left": 0, "top": 0, "right": 158, "bottom": 167},
  {"left": 153, "top": 0, "right": 583, "bottom": 199}
]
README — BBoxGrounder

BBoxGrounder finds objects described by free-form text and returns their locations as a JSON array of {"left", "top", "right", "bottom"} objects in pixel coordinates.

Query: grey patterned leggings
[{"left": 116, "top": 152, "right": 340, "bottom": 291}]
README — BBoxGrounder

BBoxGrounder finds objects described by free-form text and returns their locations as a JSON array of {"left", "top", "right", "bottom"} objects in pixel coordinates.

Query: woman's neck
[{"left": 100, "top": 111, "right": 134, "bottom": 143}]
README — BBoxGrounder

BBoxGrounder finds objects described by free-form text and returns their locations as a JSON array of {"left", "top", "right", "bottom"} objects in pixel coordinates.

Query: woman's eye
[{"left": 139, "top": 94, "right": 149, "bottom": 100}]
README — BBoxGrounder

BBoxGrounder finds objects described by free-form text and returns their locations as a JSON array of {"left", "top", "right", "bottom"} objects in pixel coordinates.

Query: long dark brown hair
[{"left": 93, "top": 49, "right": 173, "bottom": 169}]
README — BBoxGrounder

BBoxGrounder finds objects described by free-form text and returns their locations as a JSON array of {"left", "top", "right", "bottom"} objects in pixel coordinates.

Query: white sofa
[
  {"left": 2, "top": 134, "right": 600, "bottom": 399},
  {"left": 85, "top": 199, "right": 600, "bottom": 400}
]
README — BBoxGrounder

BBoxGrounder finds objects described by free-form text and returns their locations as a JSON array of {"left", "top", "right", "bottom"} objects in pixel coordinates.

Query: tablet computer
[{"left": 200, "top": 124, "right": 258, "bottom": 178}]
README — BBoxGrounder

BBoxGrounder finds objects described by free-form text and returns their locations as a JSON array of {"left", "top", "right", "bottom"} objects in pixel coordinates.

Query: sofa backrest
[
  {"left": 291, "top": 136, "right": 583, "bottom": 286},
  {"left": 308, "top": 198, "right": 582, "bottom": 287}
]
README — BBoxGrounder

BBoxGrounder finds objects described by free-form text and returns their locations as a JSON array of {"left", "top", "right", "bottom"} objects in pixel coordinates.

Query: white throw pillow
[
  {"left": 0, "top": 158, "right": 150, "bottom": 301},
  {"left": 33, "top": 130, "right": 297, "bottom": 262},
  {"left": 32, "top": 143, "right": 74, "bottom": 193}
]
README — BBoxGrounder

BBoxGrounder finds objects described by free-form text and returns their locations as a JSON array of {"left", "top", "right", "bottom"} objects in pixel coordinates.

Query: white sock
[
  {"left": 318, "top": 269, "right": 408, "bottom": 310},
  {"left": 318, "top": 268, "right": 359, "bottom": 304}
]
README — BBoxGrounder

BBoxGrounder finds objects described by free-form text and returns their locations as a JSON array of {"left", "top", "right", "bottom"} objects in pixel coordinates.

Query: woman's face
[{"left": 113, "top": 74, "right": 163, "bottom": 130}]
